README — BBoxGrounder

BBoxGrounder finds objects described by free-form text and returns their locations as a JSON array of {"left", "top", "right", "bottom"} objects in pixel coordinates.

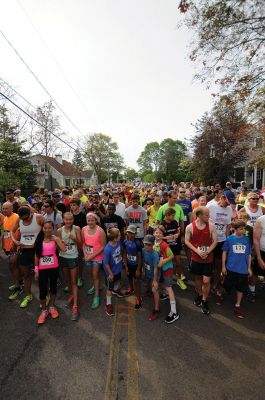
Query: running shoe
[
  {"left": 40, "top": 294, "right": 51, "bottom": 309},
  {"left": 135, "top": 297, "right": 143, "bottom": 310},
  {"left": 38, "top": 309, "right": 49, "bottom": 325},
  {"left": 63, "top": 286, "right": 69, "bottom": 293},
  {"left": 160, "top": 293, "right": 169, "bottom": 301},
  {"left": 165, "top": 312, "right": 180, "bottom": 324},
  {"left": 8, "top": 287, "right": 22, "bottom": 301},
  {"left": 177, "top": 278, "right": 187, "bottom": 290},
  {"left": 201, "top": 300, "right": 210, "bottom": 315},
  {"left": 111, "top": 289, "right": 125, "bottom": 298},
  {"left": 91, "top": 295, "right": 100, "bottom": 309},
  {"left": 77, "top": 277, "right": 83, "bottom": 288},
  {"left": 87, "top": 286, "right": 95, "bottom": 296},
  {"left": 181, "top": 273, "right": 187, "bottom": 281},
  {"left": 194, "top": 294, "right": 202, "bottom": 307},
  {"left": 49, "top": 306, "right": 59, "bottom": 319},
  {"left": 65, "top": 295, "right": 74, "bottom": 308},
  {"left": 71, "top": 305, "right": 79, "bottom": 321},
  {"left": 246, "top": 291, "right": 255, "bottom": 303},
  {"left": 106, "top": 304, "right": 115, "bottom": 316},
  {"left": 20, "top": 294, "right": 33, "bottom": 308},
  {"left": 124, "top": 288, "right": 134, "bottom": 296},
  {"left": 8, "top": 283, "right": 16, "bottom": 291},
  {"left": 234, "top": 306, "right": 245, "bottom": 319},
  {"left": 149, "top": 310, "right": 159, "bottom": 321},
  {"left": 215, "top": 293, "right": 224, "bottom": 306}
]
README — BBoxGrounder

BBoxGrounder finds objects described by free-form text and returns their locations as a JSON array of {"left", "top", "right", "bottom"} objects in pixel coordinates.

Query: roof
[{"left": 38, "top": 155, "right": 94, "bottom": 178}]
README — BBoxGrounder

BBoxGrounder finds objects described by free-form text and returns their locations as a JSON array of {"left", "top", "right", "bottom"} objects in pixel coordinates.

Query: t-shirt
[
  {"left": 156, "top": 203, "right": 184, "bottom": 224},
  {"left": 103, "top": 241, "right": 123, "bottom": 276},
  {"left": 222, "top": 235, "right": 252, "bottom": 274},
  {"left": 142, "top": 248, "right": 160, "bottom": 280},
  {"left": 148, "top": 205, "right": 161, "bottom": 228},
  {"left": 124, "top": 205, "right": 147, "bottom": 239},
  {"left": 153, "top": 240, "right": 173, "bottom": 275},
  {"left": 223, "top": 189, "right": 236, "bottom": 205},
  {"left": 123, "top": 239, "right": 141, "bottom": 266},
  {"left": 207, "top": 204, "right": 232, "bottom": 242},
  {"left": 101, "top": 214, "right": 126, "bottom": 235},
  {"left": 176, "top": 200, "right": 192, "bottom": 223},
  {"left": 44, "top": 211, "right": 63, "bottom": 234},
  {"left": 162, "top": 219, "right": 180, "bottom": 248},
  {"left": 114, "top": 202, "right": 126, "bottom": 219},
  {"left": 73, "top": 211, "right": 87, "bottom": 229}
]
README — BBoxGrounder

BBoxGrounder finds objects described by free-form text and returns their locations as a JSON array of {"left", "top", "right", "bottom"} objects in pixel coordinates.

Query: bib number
[
  {"left": 127, "top": 254, "right": 136, "bottom": 262},
  {"left": 66, "top": 243, "right": 75, "bottom": 255},
  {"left": 3, "top": 231, "right": 11, "bottom": 239},
  {"left": 232, "top": 244, "right": 246, "bottom": 254},
  {"left": 114, "top": 255, "right": 122, "bottom": 264},
  {"left": 21, "top": 234, "right": 35, "bottom": 245},
  {"left": 86, "top": 245, "right": 93, "bottom": 254},
  {"left": 199, "top": 245, "right": 209, "bottom": 252},
  {"left": 41, "top": 255, "right": 54, "bottom": 266}
]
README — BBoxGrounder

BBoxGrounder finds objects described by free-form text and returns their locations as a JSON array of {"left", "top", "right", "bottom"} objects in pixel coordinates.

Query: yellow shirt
[{"left": 148, "top": 205, "right": 160, "bottom": 228}]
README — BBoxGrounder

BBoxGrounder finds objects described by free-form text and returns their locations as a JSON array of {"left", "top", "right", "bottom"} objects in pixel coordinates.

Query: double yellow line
[{"left": 104, "top": 299, "right": 139, "bottom": 400}]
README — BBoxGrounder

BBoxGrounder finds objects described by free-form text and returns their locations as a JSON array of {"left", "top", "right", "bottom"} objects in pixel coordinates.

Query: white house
[{"left": 31, "top": 154, "right": 97, "bottom": 189}]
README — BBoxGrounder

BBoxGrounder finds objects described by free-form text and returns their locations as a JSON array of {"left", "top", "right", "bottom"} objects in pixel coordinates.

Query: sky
[{"left": 0, "top": 0, "right": 213, "bottom": 169}]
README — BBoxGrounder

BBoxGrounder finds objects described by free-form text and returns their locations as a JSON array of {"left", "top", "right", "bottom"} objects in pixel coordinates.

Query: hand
[
  {"left": 13, "top": 240, "right": 20, "bottom": 247},
  {"left": 68, "top": 233, "right": 75, "bottom": 241},
  {"left": 257, "top": 257, "right": 265, "bottom": 270},
  {"left": 35, "top": 271, "right": 39, "bottom": 280},
  {"left": 197, "top": 249, "right": 208, "bottom": 259},
  {"left": 248, "top": 269, "right": 253, "bottom": 278},
  {"left": 222, "top": 266, "right": 227, "bottom": 276},
  {"left": 158, "top": 259, "right": 164, "bottom": 268},
  {"left": 84, "top": 254, "right": 93, "bottom": 262},
  {"left": 108, "top": 273, "right": 114, "bottom": 282},
  {"left": 152, "top": 280, "right": 158, "bottom": 290}
]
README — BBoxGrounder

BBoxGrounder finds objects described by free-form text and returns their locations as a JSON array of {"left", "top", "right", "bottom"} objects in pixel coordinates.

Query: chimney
[{"left": 55, "top": 154, "right": 63, "bottom": 164}]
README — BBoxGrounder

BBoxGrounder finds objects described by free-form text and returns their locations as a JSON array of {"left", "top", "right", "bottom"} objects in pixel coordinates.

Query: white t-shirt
[
  {"left": 114, "top": 202, "right": 126, "bottom": 219},
  {"left": 207, "top": 204, "right": 232, "bottom": 242},
  {"left": 257, "top": 215, "right": 265, "bottom": 252},
  {"left": 207, "top": 199, "right": 218, "bottom": 207}
]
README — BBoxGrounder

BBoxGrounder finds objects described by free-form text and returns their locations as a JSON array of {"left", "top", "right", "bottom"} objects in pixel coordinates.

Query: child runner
[
  {"left": 222, "top": 219, "right": 252, "bottom": 319},
  {"left": 123, "top": 225, "right": 142, "bottom": 308},
  {"left": 34, "top": 221, "right": 66, "bottom": 325},
  {"left": 104, "top": 228, "right": 123, "bottom": 316},
  {"left": 142, "top": 234, "right": 160, "bottom": 321},
  {"left": 82, "top": 212, "right": 106, "bottom": 309},
  {"left": 58, "top": 212, "right": 82, "bottom": 321},
  {"left": 153, "top": 225, "right": 179, "bottom": 323}
]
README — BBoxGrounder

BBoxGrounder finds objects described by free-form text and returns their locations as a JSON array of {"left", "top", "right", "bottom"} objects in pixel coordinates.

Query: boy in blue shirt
[{"left": 222, "top": 220, "right": 252, "bottom": 319}]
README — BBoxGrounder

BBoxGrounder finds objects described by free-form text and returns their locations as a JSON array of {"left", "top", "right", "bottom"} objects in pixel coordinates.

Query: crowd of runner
[{"left": 1, "top": 180, "right": 265, "bottom": 325}]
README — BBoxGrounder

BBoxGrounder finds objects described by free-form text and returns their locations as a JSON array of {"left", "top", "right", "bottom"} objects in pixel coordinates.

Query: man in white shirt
[{"left": 112, "top": 192, "right": 126, "bottom": 219}]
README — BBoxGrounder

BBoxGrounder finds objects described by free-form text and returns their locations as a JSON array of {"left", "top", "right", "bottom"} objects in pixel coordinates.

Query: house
[{"left": 30, "top": 154, "right": 97, "bottom": 189}]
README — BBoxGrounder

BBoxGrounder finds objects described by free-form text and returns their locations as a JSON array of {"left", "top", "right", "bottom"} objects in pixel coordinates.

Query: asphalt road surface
[{"left": 1, "top": 252, "right": 265, "bottom": 400}]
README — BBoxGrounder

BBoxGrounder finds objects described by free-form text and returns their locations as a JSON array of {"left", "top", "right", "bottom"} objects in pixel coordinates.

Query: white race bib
[
  {"left": 86, "top": 245, "right": 93, "bottom": 254},
  {"left": 114, "top": 255, "right": 122, "bottom": 264},
  {"left": 127, "top": 254, "right": 137, "bottom": 262},
  {"left": 145, "top": 263, "right": 150, "bottom": 271},
  {"left": 232, "top": 244, "right": 246, "bottom": 254},
  {"left": 199, "top": 245, "right": 209, "bottom": 252},
  {"left": 21, "top": 234, "right": 35, "bottom": 245},
  {"left": 65, "top": 243, "right": 75, "bottom": 255},
  {"left": 3, "top": 231, "right": 10, "bottom": 239},
  {"left": 40, "top": 255, "right": 54, "bottom": 266}
]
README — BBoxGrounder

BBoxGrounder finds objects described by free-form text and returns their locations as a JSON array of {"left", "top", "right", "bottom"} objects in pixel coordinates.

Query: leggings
[{"left": 39, "top": 268, "right": 59, "bottom": 300}]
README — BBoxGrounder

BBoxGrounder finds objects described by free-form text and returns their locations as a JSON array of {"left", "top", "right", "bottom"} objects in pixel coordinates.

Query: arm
[
  {"left": 158, "top": 247, "right": 174, "bottom": 267},
  {"left": 152, "top": 265, "right": 159, "bottom": 289},
  {"left": 253, "top": 220, "right": 265, "bottom": 269},
  {"left": 34, "top": 254, "right": 40, "bottom": 280},
  {"left": 225, "top": 224, "right": 231, "bottom": 238},
  {"left": 222, "top": 250, "right": 227, "bottom": 275},
  {"left": 11, "top": 220, "right": 20, "bottom": 246},
  {"left": 136, "top": 250, "right": 142, "bottom": 278},
  {"left": 52, "top": 235, "right": 67, "bottom": 252},
  {"left": 208, "top": 223, "right": 218, "bottom": 254},
  {"left": 104, "top": 262, "right": 114, "bottom": 280},
  {"left": 68, "top": 226, "right": 82, "bottom": 247},
  {"left": 248, "top": 254, "right": 253, "bottom": 277}
]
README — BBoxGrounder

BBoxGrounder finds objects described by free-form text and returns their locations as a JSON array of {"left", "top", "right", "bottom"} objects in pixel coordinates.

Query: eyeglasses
[
  {"left": 44, "top": 205, "right": 50, "bottom": 208},
  {"left": 179, "top": 191, "right": 186, "bottom": 194},
  {"left": 249, "top": 198, "right": 259, "bottom": 200}
]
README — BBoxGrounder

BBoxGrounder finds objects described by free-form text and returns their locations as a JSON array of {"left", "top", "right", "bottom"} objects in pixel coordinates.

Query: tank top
[
  {"left": 60, "top": 226, "right": 78, "bottom": 259},
  {"left": 82, "top": 225, "right": 104, "bottom": 261},
  {"left": 19, "top": 213, "right": 41, "bottom": 246},
  {"left": 238, "top": 194, "right": 247, "bottom": 206},
  {"left": 39, "top": 240, "right": 58, "bottom": 270},
  {"left": 3, "top": 213, "right": 19, "bottom": 252},
  {"left": 245, "top": 205, "right": 263, "bottom": 227},
  {"left": 191, "top": 221, "right": 213, "bottom": 263}
]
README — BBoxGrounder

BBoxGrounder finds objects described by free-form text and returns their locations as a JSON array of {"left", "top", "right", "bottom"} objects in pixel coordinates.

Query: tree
[
  {"left": 0, "top": 105, "right": 36, "bottom": 196},
  {"left": 124, "top": 167, "right": 138, "bottom": 182},
  {"left": 190, "top": 99, "right": 252, "bottom": 185},
  {"left": 137, "top": 142, "right": 161, "bottom": 178},
  {"left": 84, "top": 133, "right": 124, "bottom": 183},
  {"left": 179, "top": 0, "right": 265, "bottom": 103}
]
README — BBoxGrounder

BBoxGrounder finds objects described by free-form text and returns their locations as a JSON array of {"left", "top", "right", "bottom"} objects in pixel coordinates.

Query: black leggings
[{"left": 39, "top": 268, "right": 59, "bottom": 300}]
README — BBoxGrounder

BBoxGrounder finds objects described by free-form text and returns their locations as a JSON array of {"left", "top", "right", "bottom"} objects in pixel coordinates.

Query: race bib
[
  {"left": 114, "top": 255, "right": 122, "bottom": 264},
  {"left": 199, "top": 246, "right": 209, "bottom": 252},
  {"left": 65, "top": 243, "right": 75, "bottom": 255},
  {"left": 145, "top": 263, "right": 150, "bottom": 271},
  {"left": 86, "top": 245, "right": 93, "bottom": 254},
  {"left": 21, "top": 234, "right": 35, "bottom": 245},
  {"left": 215, "top": 223, "right": 224, "bottom": 232},
  {"left": 40, "top": 255, "right": 54, "bottom": 266},
  {"left": 3, "top": 231, "right": 10, "bottom": 239},
  {"left": 232, "top": 244, "right": 246, "bottom": 254},
  {"left": 127, "top": 254, "right": 137, "bottom": 262}
]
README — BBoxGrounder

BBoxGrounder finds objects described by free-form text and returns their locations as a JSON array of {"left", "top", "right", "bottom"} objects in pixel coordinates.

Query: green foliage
[
  {"left": 124, "top": 167, "right": 138, "bottom": 181},
  {"left": 72, "top": 149, "right": 85, "bottom": 171},
  {"left": 142, "top": 172, "right": 156, "bottom": 183}
]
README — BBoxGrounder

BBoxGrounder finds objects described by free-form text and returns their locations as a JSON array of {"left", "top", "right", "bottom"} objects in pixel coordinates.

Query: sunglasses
[
  {"left": 249, "top": 197, "right": 259, "bottom": 200},
  {"left": 44, "top": 205, "right": 50, "bottom": 208},
  {"left": 179, "top": 191, "right": 186, "bottom": 194}
]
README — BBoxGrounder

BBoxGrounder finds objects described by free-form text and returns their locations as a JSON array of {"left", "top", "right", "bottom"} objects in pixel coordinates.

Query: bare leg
[{"left": 202, "top": 276, "right": 211, "bottom": 301}]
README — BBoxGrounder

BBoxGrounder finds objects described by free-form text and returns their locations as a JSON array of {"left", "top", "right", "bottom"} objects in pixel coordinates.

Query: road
[{"left": 0, "top": 252, "right": 265, "bottom": 400}]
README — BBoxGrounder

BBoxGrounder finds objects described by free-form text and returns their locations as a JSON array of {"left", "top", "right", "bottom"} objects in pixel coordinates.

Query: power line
[
  {"left": 0, "top": 29, "right": 84, "bottom": 135},
  {"left": 0, "top": 76, "right": 37, "bottom": 111},
  {"left": 0, "top": 90, "right": 79, "bottom": 152}
]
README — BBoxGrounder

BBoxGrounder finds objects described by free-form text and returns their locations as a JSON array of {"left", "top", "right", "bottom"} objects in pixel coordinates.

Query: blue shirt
[
  {"left": 223, "top": 189, "right": 236, "bottom": 205},
  {"left": 123, "top": 239, "right": 141, "bottom": 266},
  {"left": 142, "top": 248, "right": 160, "bottom": 280},
  {"left": 222, "top": 235, "right": 252, "bottom": 274},
  {"left": 176, "top": 199, "right": 192, "bottom": 223},
  {"left": 103, "top": 242, "right": 123, "bottom": 276}
]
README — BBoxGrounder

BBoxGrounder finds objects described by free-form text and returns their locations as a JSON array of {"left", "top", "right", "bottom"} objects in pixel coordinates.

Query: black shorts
[
  {"left": 127, "top": 264, "right": 138, "bottom": 279},
  {"left": 105, "top": 272, "right": 121, "bottom": 291},
  {"left": 222, "top": 270, "right": 248, "bottom": 294},
  {"left": 190, "top": 261, "right": 213, "bottom": 277},
  {"left": 252, "top": 251, "right": 265, "bottom": 277},
  {"left": 169, "top": 243, "right": 182, "bottom": 256},
  {"left": 214, "top": 242, "right": 225, "bottom": 260},
  {"left": 59, "top": 257, "right": 78, "bottom": 269},
  {"left": 19, "top": 248, "right": 35, "bottom": 267}
]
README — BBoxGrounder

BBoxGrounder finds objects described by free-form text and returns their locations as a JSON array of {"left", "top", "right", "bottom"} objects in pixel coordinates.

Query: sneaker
[
  {"left": 165, "top": 312, "right": 180, "bottom": 324},
  {"left": 91, "top": 295, "right": 100, "bottom": 309},
  {"left": 8, "top": 283, "right": 16, "bottom": 291},
  {"left": 71, "top": 305, "right": 79, "bottom": 321},
  {"left": 160, "top": 293, "right": 169, "bottom": 301},
  {"left": 215, "top": 293, "right": 223, "bottom": 306},
  {"left": 201, "top": 300, "right": 210, "bottom": 315},
  {"left": 77, "top": 277, "right": 83, "bottom": 288},
  {"left": 246, "top": 291, "right": 255, "bottom": 303},
  {"left": 135, "top": 297, "right": 143, "bottom": 310},
  {"left": 111, "top": 289, "right": 124, "bottom": 298},
  {"left": 63, "top": 286, "right": 69, "bottom": 293},
  {"left": 181, "top": 273, "right": 187, "bottom": 281},
  {"left": 38, "top": 309, "right": 49, "bottom": 325},
  {"left": 87, "top": 286, "right": 95, "bottom": 296},
  {"left": 149, "top": 310, "right": 159, "bottom": 321},
  {"left": 8, "top": 287, "right": 22, "bottom": 301},
  {"left": 106, "top": 304, "right": 115, "bottom": 316},
  {"left": 20, "top": 294, "right": 33, "bottom": 309},
  {"left": 177, "top": 278, "right": 187, "bottom": 290},
  {"left": 124, "top": 288, "right": 134, "bottom": 296},
  {"left": 194, "top": 294, "right": 202, "bottom": 307},
  {"left": 234, "top": 306, "right": 245, "bottom": 319},
  {"left": 49, "top": 306, "right": 59, "bottom": 319},
  {"left": 65, "top": 295, "right": 74, "bottom": 308}
]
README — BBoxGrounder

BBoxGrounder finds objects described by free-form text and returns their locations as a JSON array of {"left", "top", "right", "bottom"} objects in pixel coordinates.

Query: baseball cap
[
  {"left": 126, "top": 225, "right": 137, "bottom": 234},
  {"left": 143, "top": 234, "right": 155, "bottom": 245}
]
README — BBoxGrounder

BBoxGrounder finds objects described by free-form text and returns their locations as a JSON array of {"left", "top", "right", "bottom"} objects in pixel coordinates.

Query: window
[
  {"left": 65, "top": 178, "right": 70, "bottom": 186},
  {"left": 257, "top": 168, "right": 262, "bottom": 180}
]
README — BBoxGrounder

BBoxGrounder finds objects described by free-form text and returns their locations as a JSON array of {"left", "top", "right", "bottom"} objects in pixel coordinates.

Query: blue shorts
[{"left": 85, "top": 260, "right": 103, "bottom": 268}]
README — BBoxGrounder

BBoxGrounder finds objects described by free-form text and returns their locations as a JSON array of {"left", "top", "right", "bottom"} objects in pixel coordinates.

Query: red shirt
[{"left": 191, "top": 221, "right": 213, "bottom": 264}]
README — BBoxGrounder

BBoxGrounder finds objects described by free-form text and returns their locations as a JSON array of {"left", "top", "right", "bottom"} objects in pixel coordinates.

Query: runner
[
  {"left": 34, "top": 221, "right": 66, "bottom": 324},
  {"left": 101, "top": 203, "right": 126, "bottom": 239},
  {"left": 147, "top": 194, "right": 161, "bottom": 234},
  {"left": 251, "top": 215, "right": 265, "bottom": 301},
  {"left": 185, "top": 207, "right": 217, "bottom": 314},
  {"left": 58, "top": 213, "right": 82, "bottom": 321},
  {"left": 124, "top": 193, "right": 148, "bottom": 241},
  {"left": 43, "top": 199, "right": 63, "bottom": 234},
  {"left": 5, "top": 189, "right": 21, "bottom": 213},
  {"left": 11, "top": 206, "right": 44, "bottom": 308},
  {"left": 112, "top": 191, "right": 126, "bottom": 219},
  {"left": 239, "top": 192, "right": 264, "bottom": 227}
]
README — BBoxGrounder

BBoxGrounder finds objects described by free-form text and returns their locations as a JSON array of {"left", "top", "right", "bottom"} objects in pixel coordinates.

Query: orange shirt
[
  {"left": 3, "top": 213, "right": 19, "bottom": 252},
  {"left": 191, "top": 199, "right": 199, "bottom": 210}
]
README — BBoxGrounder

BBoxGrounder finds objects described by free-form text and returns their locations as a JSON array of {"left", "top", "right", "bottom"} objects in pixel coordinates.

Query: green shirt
[{"left": 156, "top": 203, "right": 184, "bottom": 223}]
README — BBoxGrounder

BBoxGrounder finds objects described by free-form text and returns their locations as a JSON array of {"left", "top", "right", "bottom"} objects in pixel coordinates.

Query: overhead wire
[{"left": 0, "top": 76, "right": 37, "bottom": 111}]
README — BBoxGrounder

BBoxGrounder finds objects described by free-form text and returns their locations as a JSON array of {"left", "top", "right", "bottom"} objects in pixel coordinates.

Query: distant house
[{"left": 30, "top": 154, "right": 97, "bottom": 189}]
